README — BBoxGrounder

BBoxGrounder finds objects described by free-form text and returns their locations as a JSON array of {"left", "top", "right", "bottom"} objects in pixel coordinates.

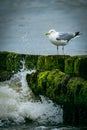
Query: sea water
[
  {"left": 0, "top": 0, "right": 87, "bottom": 55},
  {"left": 0, "top": 61, "right": 64, "bottom": 129}
]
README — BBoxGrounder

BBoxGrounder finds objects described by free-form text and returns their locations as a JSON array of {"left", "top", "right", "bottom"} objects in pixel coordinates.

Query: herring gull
[{"left": 45, "top": 29, "right": 80, "bottom": 54}]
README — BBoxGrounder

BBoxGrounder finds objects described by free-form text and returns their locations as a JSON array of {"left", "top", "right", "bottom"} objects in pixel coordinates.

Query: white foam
[
  {"left": 0, "top": 68, "right": 63, "bottom": 125},
  {"left": 19, "top": 96, "right": 63, "bottom": 124}
]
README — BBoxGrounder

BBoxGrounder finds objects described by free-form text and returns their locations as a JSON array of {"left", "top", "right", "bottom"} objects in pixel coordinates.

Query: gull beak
[{"left": 45, "top": 32, "right": 50, "bottom": 35}]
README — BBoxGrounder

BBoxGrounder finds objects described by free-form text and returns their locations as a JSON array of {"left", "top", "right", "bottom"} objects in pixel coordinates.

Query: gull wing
[{"left": 56, "top": 33, "right": 75, "bottom": 41}]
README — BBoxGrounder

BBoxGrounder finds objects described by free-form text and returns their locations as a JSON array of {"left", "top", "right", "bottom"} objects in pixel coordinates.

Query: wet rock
[
  {"left": 25, "top": 55, "right": 38, "bottom": 70},
  {"left": 0, "top": 71, "right": 13, "bottom": 81},
  {"left": 27, "top": 69, "right": 70, "bottom": 104},
  {"left": 0, "top": 52, "right": 8, "bottom": 71},
  {"left": 66, "top": 77, "right": 87, "bottom": 104},
  {"left": 65, "top": 56, "right": 77, "bottom": 76},
  {"left": 6, "top": 52, "right": 23, "bottom": 72},
  {"left": 63, "top": 103, "right": 87, "bottom": 126},
  {"left": 74, "top": 56, "right": 87, "bottom": 79},
  {"left": 27, "top": 70, "right": 87, "bottom": 126},
  {"left": 37, "top": 55, "right": 69, "bottom": 72},
  {"left": 65, "top": 56, "right": 87, "bottom": 79}
]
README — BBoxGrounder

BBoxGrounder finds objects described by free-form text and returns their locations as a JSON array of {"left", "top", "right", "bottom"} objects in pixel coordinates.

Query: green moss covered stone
[
  {"left": 37, "top": 55, "right": 69, "bottom": 72},
  {"left": 25, "top": 55, "right": 38, "bottom": 70},
  {"left": 74, "top": 56, "right": 87, "bottom": 79},
  {"left": 66, "top": 77, "right": 87, "bottom": 104},
  {"left": 6, "top": 52, "right": 22, "bottom": 72},
  {"left": 0, "top": 52, "right": 8, "bottom": 71}
]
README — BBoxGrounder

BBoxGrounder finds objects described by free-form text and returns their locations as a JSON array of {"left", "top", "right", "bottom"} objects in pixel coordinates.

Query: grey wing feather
[{"left": 56, "top": 33, "right": 74, "bottom": 41}]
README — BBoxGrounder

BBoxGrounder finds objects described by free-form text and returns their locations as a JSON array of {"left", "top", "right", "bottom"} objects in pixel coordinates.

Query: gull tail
[{"left": 75, "top": 32, "right": 80, "bottom": 37}]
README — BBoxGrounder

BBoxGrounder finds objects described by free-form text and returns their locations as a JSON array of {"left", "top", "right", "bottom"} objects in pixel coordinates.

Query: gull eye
[
  {"left": 48, "top": 29, "right": 55, "bottom": 34},
  {"left": 50, "top": 30, "right": 54, "bottom": 33}
]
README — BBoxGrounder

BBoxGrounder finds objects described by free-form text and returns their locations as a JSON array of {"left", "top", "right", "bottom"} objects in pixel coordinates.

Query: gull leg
[
  {"left": 62, "top": 46, "right": 64, "bottom": 55},
  {"left": 57, "top": 46, "right": 58, "bottom": 53}
]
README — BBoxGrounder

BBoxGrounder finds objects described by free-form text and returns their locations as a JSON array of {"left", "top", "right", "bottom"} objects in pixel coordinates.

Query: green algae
[
  {"left": 6, "top": 52, "right": 22, "bottom": 72},
  {"left": 26, "top": 71, "right": 39, "bottom": 96},
  {"left": 37, "top": 55, "right": 69, "bottom": 72},
  {"left": 27, "top": 69, "right": 70, "bottom": 104},
  {"left": 45, "top": 56, "right": 65, "bottom": 71},
  {"left": 66, "top": 77, "right": 87, "bottom": 104},
  {"left": 0, "top": 52, "right": 8, "bottom": 71},
  {"left": 25, "top": 55, "right": 38, "bottom": 70},
  {"left": 37, "top": 56, "right": 45, "bottom": 71},
  {"left": 45, "top": 70, "right": 70, "bottom": 103},
  {"left": 37, "top": 71, "right": 50, "bottom": 94},
  {"left": 0, "top": 71, "right": 12, "bottom": 81},
  {"left": 27, "top": 69, "right": 87, "bottom": 126},
  {"left": 0, "top": 52, "right": 87, "bottom": 78},
  {"left": 65, "top": 56, "right": 87, "bottom": 79},
  {"left": 74, "top": 56, "right": 87, "bottom": 79},
  {"left": 65, "top": 56, "right": 77, "bottom": 76},
  {"left": 27, "top": 68, "right": 87, "bottom": 105}
]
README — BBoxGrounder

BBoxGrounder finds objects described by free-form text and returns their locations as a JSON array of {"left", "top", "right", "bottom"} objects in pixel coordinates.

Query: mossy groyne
[
  {"left": 0, "top": 52, "right": 87, "bottom": 78},
  {"left": 0, "top": 51, "right": 87, "bottom": 126}
]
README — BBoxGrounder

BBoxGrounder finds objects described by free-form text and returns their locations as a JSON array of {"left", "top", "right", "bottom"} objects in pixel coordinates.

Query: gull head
[{"left": 45, "top": 29, "right": 56, "bottom": 36}]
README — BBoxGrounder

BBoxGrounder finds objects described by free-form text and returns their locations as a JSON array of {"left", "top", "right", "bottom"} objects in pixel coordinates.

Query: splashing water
[{"left": 0, "top": 61, "right": 63, "bottom": 126}]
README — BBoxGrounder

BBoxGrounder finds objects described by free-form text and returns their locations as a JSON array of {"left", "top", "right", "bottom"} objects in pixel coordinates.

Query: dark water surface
[
  {"left": 0, "top": 0, "right": 87, "bottom": 55},
  {"left": 0, "top": 123, "right": 87, "bottom": 130}
]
